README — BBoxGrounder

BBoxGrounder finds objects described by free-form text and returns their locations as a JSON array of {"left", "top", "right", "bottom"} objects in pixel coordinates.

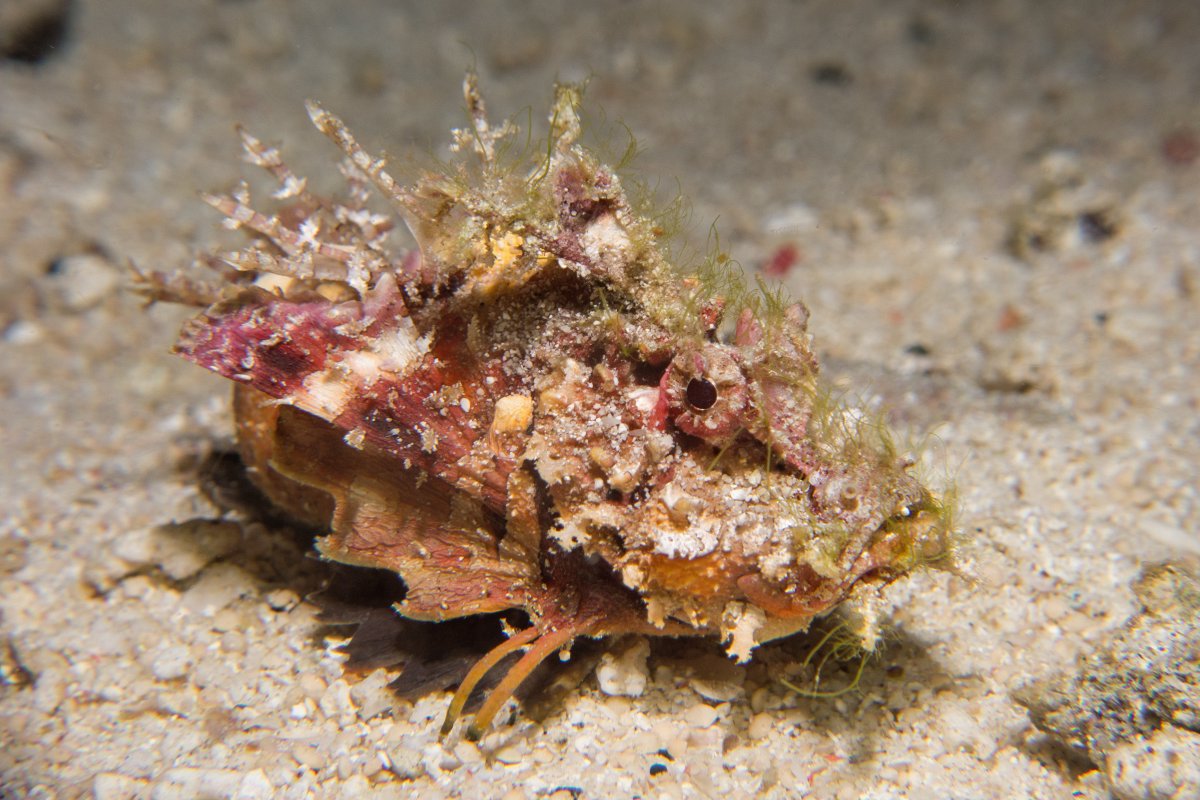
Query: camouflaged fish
[{"left": 141, "top": 74, "right": 953, "bottom": 740}]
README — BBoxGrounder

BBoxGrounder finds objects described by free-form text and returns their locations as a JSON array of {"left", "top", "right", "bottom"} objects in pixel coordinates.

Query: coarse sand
[{"left": 2, "top": 2, "right": 1198, "bottom": 798}]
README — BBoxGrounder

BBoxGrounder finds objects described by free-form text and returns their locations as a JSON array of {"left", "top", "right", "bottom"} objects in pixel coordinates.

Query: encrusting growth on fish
[{"left": 139, "top": 72, "right": 954, "bottom": 739}]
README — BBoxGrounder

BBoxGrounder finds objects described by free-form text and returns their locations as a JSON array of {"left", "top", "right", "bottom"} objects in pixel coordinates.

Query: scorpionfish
[{"left": 143, "top": 74, "right": 953, "bottom": 739}]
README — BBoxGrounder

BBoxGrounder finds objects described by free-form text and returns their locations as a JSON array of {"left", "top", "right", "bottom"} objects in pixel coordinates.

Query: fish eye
[{"left": 685, "top": 377, "right": 718, "bottom": 410}]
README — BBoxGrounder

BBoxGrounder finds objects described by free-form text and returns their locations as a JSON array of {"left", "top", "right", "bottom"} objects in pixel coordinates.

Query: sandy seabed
[{"left": 2, "top": 1, "right": 1198, "bottom": 798}]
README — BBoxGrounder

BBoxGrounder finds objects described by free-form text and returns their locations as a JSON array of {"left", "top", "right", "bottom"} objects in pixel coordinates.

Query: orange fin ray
[
  {"left": 465, "top": 624, "right": 580, "bottom": 741},
  {"left": 438, "top": 626, "right": 539, "bottom": 739}
]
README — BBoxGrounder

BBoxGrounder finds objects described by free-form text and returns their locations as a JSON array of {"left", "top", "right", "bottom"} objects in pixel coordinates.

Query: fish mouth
[
  {"left": 732, "top": 500, "right": 956, "bottom": 624},
  {"left": 869, "top": 493, "right": 956, "bottom": 573}
]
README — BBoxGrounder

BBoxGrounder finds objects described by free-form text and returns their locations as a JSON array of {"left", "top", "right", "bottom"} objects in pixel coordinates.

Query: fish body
[{"left": 149, "top": 75, "right": 952, "bottom": 738}]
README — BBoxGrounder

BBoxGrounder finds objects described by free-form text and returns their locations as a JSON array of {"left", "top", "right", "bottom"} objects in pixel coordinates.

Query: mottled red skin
[{"left": 179, "top": 291, "right": 516, "bottom": 511}]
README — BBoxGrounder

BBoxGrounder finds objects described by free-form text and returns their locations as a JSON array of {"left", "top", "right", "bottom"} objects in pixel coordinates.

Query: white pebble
[
  {"left": 113, "top": 527, "right": 157, "bottom": 565},
  {"left": 493, "top": 743, "right": 528, "bottom": 765},
  {"left": 3, "top": 320, "right": 43, "bottom": 344},
  {"left": 211, "top": 608, "right": 242, "bottom": 633},
  {"left": 692, "top": 677, "right": 743, "bottom": 703},
  {"left": 150, "top": 646, "right": 193, "bottom": 681},
  {"left": 158, "top": 521, "right": 242, "bottom": 581},
  {"left": 684, "top": 702, "right": 720, "bottom": 729},
  {"left": 298, "top": 673, "right": 327, "bottom": 700},
  {"left": 349, "top": 669, "right": 393, "bottom": 721},
  {"left": 150, "top": 767, "right": 240, "bottom": 800},
  {"left": 93, "top": 772, "right": 146, "bottom": 800},
  {"left": 233, "top": 769, "right": 273, "bottom": 800},
  {"left": 32, "top": 669, "right": 67, "bottom": 714},
  {"left": 180, "top": 563, "right": 251, "bottom": 616},
  {"left": 319, "top": 678, "right": 355, "bottom": 719},
  {"left": 454, "top": 740, "right": 484, "bottom": 765},
  {"left": 936, "top": 702, "right": 984, "bottom": 754},
  {"left": 595, "top": 637, "right": 650, "bottom": 697},
  {"left": 388, "top": 745, "right": 424, "bottom": 780},
  {"left": 337, "top": 774, "right": 372, "bottom": 798},
  {"left": 50, "top": 253, "right": 119, "bottom": 311},
  {"left": 292, "top": 742, "right": 327, "bottom": 772}
]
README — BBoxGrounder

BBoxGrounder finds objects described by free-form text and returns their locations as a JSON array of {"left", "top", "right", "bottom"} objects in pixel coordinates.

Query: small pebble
[
  {"left": 338, "top": 774, "right": 372, "bottom": 798},
  {"left": 669, "top": 735, "right": 691, "bottom": 758},
  {"left": 180, "top": 563, "right": 251, "bottom": 616},
  {"left": 112, "top": 527, "right": 157, "bottom": 566},
  {"left": 219, "top": 630, "right": 245, "bottom": 654},
  {"left": 1039, "top": 594, "right": 1069, "bottom": 621},
  {"left": 93, "top": 772, "right": 146, "bottom": 800},
  {"left": 292, "top": 741, "right": 327, "bottom": 772},
  {"left": 265, "top": 588, "right": 300, "bottom": 611},
  {"left": 493, "top": 743, "right": 528, "bottom": 765},
  {"left": 388, "top": 745, "right": 424, "bottom": 780},
  {"left": 649, "top": 720, "right": 680, "bottom": 751},
  {"left": 319, "top": 678, "right": 355, "bottom": 720},
  {"left": 210, "top": 608, "right": 242, "bottom": 633},
  {"left": 595, "top": 637, "right": 650, "bottom": 697},
  {"left": 3, "top": 320, "right": 43, "bottom": 344},
  {"left": 116, "top": 522, "right": 241, "bottom": 581},
  {"left": 32, "top": 666, "right": 67, "bottom": 713},
  {"left": 747, "top": 712, "right": 774, "bottom": 741},
  {"left": 349, "top": 669, "right": 394, "bottom": 721},
  {"left": 160, "top": 521, "right": 242, "bottom": 581},
  {"left": 298, "top": 673, "right": 328, "bottom": 700},
  {"left": 150, "top": 646, "right": 192, "bottom": 681},
  {"left": 692, "top": 677, "right": 743, "bottom": 703},
  {"left": 684, "top": 702, "right": 720, "bottom": 729},
  {"left": 48, "top": 252, "right": 119, "bottom": 311},
  {"left": 150, "top": 767, "right": 240, "bottom": 800},
  {"left": 361, "top": 754, "right": 384, "bottom": 779},
  {"left": 234, "top": 769, "right": 273, "bottom": 800},
  {"left": 1060, "top": 610, "right": 1096, "bottom": 635},
  {"left": 454, "top": 740, "right": 484, "bottom": 765}
]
